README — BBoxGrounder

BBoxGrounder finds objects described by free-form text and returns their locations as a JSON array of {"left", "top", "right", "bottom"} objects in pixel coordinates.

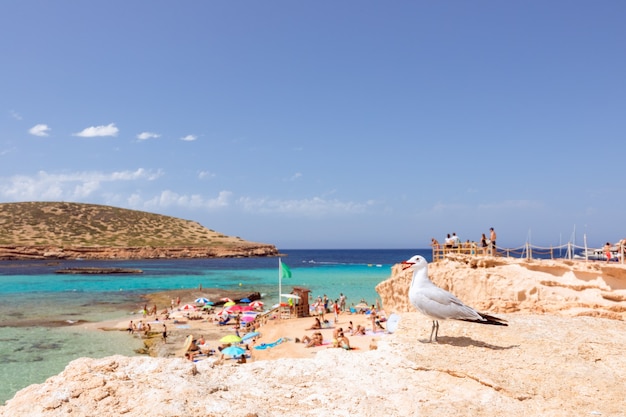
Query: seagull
[{"left": 402, "top": 254, "right": 507, "bottom": 342}]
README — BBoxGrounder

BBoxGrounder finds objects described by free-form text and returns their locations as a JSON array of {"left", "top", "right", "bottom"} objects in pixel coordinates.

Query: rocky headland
[
  {"left": 0, "top": 202, "right": 279, "bottom": 260},
  {"left": 1, "top": 254, "right": 625, "bottom": 416},
  {"left": 0, "top": 243, "right": 278, "bottom": 260}
]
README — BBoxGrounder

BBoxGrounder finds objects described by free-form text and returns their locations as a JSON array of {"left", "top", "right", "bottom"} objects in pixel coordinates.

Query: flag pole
[{"left": 278, "top": 258, "right": 282, "bottom": 306}]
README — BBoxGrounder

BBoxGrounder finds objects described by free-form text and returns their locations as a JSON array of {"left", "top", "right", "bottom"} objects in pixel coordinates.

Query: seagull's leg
[{"left": 429, "top": 320, "right": 439, "bottom": 343}]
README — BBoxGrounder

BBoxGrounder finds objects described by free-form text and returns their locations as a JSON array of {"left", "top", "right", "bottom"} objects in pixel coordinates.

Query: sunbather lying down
[
  {"left": 306, "top": 318, "right": 322, "bottom": 330},
  {"left": 300, "top": 332, "right": 323, "bottom": 347}
]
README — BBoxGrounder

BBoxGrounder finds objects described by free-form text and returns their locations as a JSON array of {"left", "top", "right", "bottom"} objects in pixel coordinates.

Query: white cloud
[
  {"left": 287, "top": 172, "right": 302, "bottom": 181},
  {"left": 28, "top": 124, "right": 51, "bottom": 137},
  {"left": 237, "top": 196, "right": 369, "bottom": 216},
  {"left": 180, "top": 134, "right": 197, "bottom": 142},
  {"left": 73, "top": 123, "right": 119, "bottom": 137},
  {"left": 198, "top": 170, "right": 216, "bottom": 180},
  {"left": 139, "top": 190, "right": 232, "bottom": 210},
  {"left": 0, "top": 169, "right": 162, "bottom": 201},
  {"left": 110, "top": 168, "right": 163, "bottom": 181},
  {"left": 137, "top": 132, "right": 161, "bottom": 140},
  {"left": 477, "top": 200, "right": 543, "bottom": 210},
  {"left": 9, "top": 110, "right": 22, "bottom": 120}
]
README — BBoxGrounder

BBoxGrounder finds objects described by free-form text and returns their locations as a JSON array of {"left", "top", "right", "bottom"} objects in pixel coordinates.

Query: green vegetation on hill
[{"left": 0, "top": 202, "right": 255, "bottom": 248}]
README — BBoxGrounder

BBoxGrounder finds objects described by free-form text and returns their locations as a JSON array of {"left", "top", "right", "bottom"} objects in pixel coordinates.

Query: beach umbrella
[
  {"left": 249, "top": 301, "right": 264, "bottom": 309},
  {"left": 226, "top": 305, "right": 244, "bottom": 313},
  {"left": 354, "top": 302, "right": 369, "bottom": 311},
  {"left": 280, "top": 293, "right": 301, "bottom": 300},
  {"left": 240, "top": 297, "right": 251, "bottom": 303},
  {"left": 241, "top": 331, "right": 260, "bottom": 341},
  {"left": 194, "top": 297, "right": 210, "bottom": 304},
  {"left": 221, "top": 346, "right": 246, "bottom": 357},
  {"left": 180, "top": 304, "right": 197, "bottom": 311},
  {"left": 240, "top": 315, "right": 255, "bottom": 323},
  {"left": 220, "top": 334, "right": 242, "bottom": 344},
  {"left": 224, "top": 301, "right": 236, "bottom": 307},
  {"left": 220, "top": 298, "right": 234, "bottom": 303}
]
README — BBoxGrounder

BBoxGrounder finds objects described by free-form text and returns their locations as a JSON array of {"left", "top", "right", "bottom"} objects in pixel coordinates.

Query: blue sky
[{"left": 1, "top": 1, "right": 625, "bottom": 249}]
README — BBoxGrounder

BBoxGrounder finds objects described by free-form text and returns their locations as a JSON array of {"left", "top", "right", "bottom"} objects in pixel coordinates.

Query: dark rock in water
[
  {"left": 242, "top": 292, "right": 261, "bottom": 302},
  {"left": 211, "top": 292, "right": 262, "bottom": 306},
  {"left": 55, "top": 267, "right": 143, "bottom": 274}
]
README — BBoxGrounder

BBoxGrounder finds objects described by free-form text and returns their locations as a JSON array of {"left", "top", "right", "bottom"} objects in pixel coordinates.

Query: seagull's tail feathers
[{"left": 462, "top": 312, "right": 508, "bottom": 326}]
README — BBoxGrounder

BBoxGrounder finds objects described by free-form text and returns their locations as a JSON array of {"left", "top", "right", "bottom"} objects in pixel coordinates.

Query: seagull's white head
[{"left": 401, "top": 255, "right": 428, "bottom": 270}]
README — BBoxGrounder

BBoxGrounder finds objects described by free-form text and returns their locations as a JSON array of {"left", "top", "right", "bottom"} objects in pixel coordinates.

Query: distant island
[{"left": 0, "top": 202, "right": 279, "bottom": 260}]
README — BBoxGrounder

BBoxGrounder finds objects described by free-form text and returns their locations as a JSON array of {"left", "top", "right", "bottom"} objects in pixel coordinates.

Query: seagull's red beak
[{"left": 401, "top": 261, "right": 414, "bottom": 270}]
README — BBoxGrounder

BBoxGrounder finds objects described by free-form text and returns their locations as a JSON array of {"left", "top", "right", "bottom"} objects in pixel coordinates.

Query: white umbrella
[
  {"left": 180, "top": 304, "right": 197, "bottom": 311},
  {"left": 194, "top": 297, "right": 210, "bottom": 304},
  {"left": 280, "top": 294, "right": 301, "bottom": 300}
]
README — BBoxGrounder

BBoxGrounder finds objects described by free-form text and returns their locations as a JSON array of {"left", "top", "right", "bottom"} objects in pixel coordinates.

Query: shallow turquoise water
[{"left": 0, "top": 249, "right": 424, "bottom": 403}]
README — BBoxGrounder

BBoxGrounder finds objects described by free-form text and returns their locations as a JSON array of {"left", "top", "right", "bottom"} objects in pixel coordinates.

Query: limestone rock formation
[
  {"left": 376, "top": 254, "right": 626, "bottom": 320},
  {"left": 2, "top": 314, "right": 625, "bottom": 417}
]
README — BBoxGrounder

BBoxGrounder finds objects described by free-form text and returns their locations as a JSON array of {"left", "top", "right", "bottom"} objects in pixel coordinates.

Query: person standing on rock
[
  {"left": 162, "top": 324, "right": 167, "bottom": 343},
  {"left": 489, "top": 227, "right": 497, "bottom": 256},
  {"left": 604, "top": 242, "right": 612, "bottom": 263}
]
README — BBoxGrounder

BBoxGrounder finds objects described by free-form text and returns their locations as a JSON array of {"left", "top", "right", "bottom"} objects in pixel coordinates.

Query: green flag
[{"left": 280, "top": 261, "right": 292, "bottom": 279}]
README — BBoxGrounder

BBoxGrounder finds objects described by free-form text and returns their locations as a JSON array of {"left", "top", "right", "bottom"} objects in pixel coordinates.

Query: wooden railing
[{"left": 432, "top": 242, "right": 625, "bottom": 263}]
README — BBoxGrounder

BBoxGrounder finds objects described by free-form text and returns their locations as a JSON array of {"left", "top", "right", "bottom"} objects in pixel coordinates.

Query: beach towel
[{"left": 254, "top": 338, "right": 284, "bottom": 350}]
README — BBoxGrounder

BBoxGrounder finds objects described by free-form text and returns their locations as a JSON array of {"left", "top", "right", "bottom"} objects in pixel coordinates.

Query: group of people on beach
[
  {"left": 297, "top": 299, "right": 385, "bottom": 350},
  {"left": 309, "top": 293, "right": 349, "bottom": 323},
  {"left": 127, "top": 288, "right": 384, "bottom": 365},
  {"left": 431, "top": 227, "right": 497, "bottom": 256}
]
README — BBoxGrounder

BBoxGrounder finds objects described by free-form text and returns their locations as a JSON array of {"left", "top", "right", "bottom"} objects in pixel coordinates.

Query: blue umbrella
[
  {"left": 194, "top": 297, "right": 210, "bottom": 304},
  {"left": 240, "top": 298, "right": 251, "bottom": 303},
  {"left": 241, "top": 331, "right": 260, "bottom": 342},
  {"left": 221, "top": 346, "right": 246, "bottom": 357}
]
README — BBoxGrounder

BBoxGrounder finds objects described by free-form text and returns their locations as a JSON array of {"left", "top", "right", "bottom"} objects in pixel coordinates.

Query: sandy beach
[{"left": 83, "top": 287, "right": 387, "bottom": 364}]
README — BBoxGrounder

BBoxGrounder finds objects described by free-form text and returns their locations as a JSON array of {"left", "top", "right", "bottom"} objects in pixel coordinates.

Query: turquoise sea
[{"left": 0, "top": 249, "right": 427, "bottom": 403}]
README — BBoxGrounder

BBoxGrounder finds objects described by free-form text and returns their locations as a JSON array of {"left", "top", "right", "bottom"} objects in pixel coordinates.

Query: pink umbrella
[
  {"left": 226, "top": 305, "right": 245, "bottom": 313},
  {"left": 180, "top": 304, "right": 197, "bottom": 311},
  {"left": 241, "top": 315, "right": 256, "bottom": 323}
]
